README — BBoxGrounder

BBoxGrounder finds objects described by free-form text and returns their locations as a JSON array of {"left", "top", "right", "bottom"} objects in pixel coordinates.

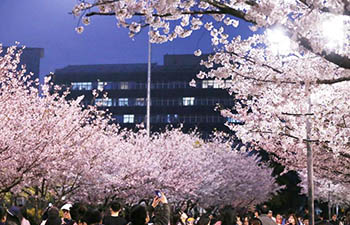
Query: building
[
  {"left": 52, "top": 54, "right": 237, "bottom": 134},
  {"left": 2, "top": 46, "right": 44, "bottom": 81}
]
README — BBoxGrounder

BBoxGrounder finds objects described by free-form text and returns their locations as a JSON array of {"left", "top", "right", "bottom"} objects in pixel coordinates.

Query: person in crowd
[
  {"left": 171, "top": 210, "right": 183, "bottom": 225},
  {"left": 302, "top": 218, "right": 309, "bottom": 225},
  {"left": 268, "top": 211, "right": 276, "bottom": 223},
  {"left": 344, "top": 210, "right": 350, "bottom": 225},
  {"left": 0, "top": 206, "right": 6, "bottom": 225},
  {"left": 7, "top": 205, "right": 30, "bottom": 225},
  {"left": 243, "top": 216, "right": 250, "bottom": 225},
  {"left": 70, "top": 202, "right": 88, "bottom": 225},
  {"left": 61, "top": 203, "right": 74, "bottom": 225},
  {"left": 237, "top": 216, "right": 243, "bottom": 225},
  {"left": 276, "top": 214, "right": 282, "bottom": 225},
  {"left": 129, "top": 192, "right": 170, "bottom": 225},
  {"left": 250, "top": 218, "right": 263, "bottom": 225},
  {"left": 82, "top": 208, "right": 102, "bottom": 225},
  {"left": 214, "top": 206, "right": 236, "bottom": 225},
  {"left": 330, "top": 214, "right": 340, "bottom": 225},
  {"left": 285, "top": 214, "right": 298, "bottom": 225},
  {"left": 259, "top": 205, "right": 277, "bottom": 225},
  {"left": 102, "top": 200, "right": 127, "bottom": 225},
  {"left": 19, "top": 207, "right": 30, "bottom": 225},
  {"left": 40, "top": 207, "right": 62, "bottom": 225},
  {"left": 186, "top": 217, "right": 195, "bottom": 225},
  {"left": 301, "top": 209, "right": 309, "bottom": 222},
  {"left": 197, "top": 216, "right": 210, "bottom": 225},
  {"left": 7, "top": 206, "right": 22, "bottom": 225},
  {"left": 254, "top": 211, "right": 260, "bottom": 219}
]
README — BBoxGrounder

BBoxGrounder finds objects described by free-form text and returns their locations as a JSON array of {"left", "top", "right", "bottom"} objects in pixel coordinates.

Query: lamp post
[
  {"left": 267, "top": 28, "right": 315, "bottom": 225},
  {"left": 146, "top": 25, "right": 151, "bottom": 137},
  {"left": 305, "top": 87, "right": 315, "bottom": 225}
]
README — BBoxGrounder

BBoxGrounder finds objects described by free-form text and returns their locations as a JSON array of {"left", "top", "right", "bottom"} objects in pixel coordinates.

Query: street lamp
[
  {"left": 146, "top": 25, "right": 151, "bottom": 137},
  {"left": 266, "top": 27, "right": 315, "bottom": 225}
]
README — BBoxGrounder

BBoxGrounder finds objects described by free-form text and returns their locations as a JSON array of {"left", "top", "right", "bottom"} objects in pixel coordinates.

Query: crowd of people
[{"left": 0, "top": 193, "right": 350, "bottom": 225}]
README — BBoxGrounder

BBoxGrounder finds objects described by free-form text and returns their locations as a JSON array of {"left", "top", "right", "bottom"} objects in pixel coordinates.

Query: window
[
  {"left": 71, "top": 82, "right": 92, "bottom": 90},
  {"left": 97, "top": 82, "right": 105, "bottom": 90},
  {"left": 104, "top": 82, "right": 113, "bottom": 90},
  {"left": 182, "top": 97, "right": 195, "bottom": 106},
  {"left": 202, "top": 80, "right": 209, "bottom": 89},
  {"left": 202, "top": 80, "right": 223, "bottom": 89},
  {"left": 136, "top": 82, "right": 146, "bottom": 89},
  {"left": 118, "top": 98, "right": 129, "bottom": 106},
  {"left": 123, "top": 114, "right": 134, "bottom": 123},
  {"left": 95, "top": 98, "right": 112, "bottom": 107},
  {"left": 135, "top": 98, "right": 145, "bottom": 106},
  {"left": 225, "top": 80, "right": 233, "bottom": 88},
  {"left": 120, "top": 81, "right": 129, "bottom": 90},
  {"left": 166, "top": 114, "right": 171, "bottom": 123},
  {"left": 227, "top": 118, "right": 242, "bottom": 124}
]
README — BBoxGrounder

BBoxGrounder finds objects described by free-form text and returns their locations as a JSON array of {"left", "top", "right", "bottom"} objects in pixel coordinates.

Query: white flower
[
  {"left": 204, "top": 22, "right": 213, "bottom": 31},
  {"left": 194, "top": 49, "right": 202, "bottom": 56},
  {"left": 82, "top": 17, "right": 90, "bottom": 25},
  {"left": 196, "top": 71, "right": 206, "bottom": 79},
  {"left": 129, "top": 22, "right": 141, "bottom": 33},
  {"left": 75, "top": 26, "right": 84, "bottom": 34},
  {"left": 189, "top": 79, "right": 196, "bottom": 87}
]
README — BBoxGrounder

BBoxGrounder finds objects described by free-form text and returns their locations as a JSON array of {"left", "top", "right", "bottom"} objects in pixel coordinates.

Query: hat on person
[
  {"left": 7, "top": 206, "right": 21, "bottom": 220},
  {"left": 61, "top": 203, "right": 72, "bottom": 211}
]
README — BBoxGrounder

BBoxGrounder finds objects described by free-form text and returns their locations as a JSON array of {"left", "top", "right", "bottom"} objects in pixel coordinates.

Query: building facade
[{"left": 52, "top": 54, "right": 237, "bottom": 134}]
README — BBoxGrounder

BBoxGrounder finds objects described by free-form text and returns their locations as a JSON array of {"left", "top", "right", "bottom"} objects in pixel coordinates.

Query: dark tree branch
[
  {"left": 298, "top": 0, "right": 350, "bottom": 16},
  {"left": 296, "top": 35, "right": 350, "bottom": 70},
  {"left": 282, "top": 112, "right": 314, "bottom": 116}
]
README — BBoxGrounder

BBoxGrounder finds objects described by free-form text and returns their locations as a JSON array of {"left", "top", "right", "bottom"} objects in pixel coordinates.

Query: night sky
[{"left": 0, "top": 0, "right": 253, "bottom": 80}]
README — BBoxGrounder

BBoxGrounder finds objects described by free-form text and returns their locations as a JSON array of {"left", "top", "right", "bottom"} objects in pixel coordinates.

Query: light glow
[
  {"left": 322, "top": 16, "right": 345, "bottom": 51},
  {"left": 266, "top": 27, "right": 291, "bottom": 55}
]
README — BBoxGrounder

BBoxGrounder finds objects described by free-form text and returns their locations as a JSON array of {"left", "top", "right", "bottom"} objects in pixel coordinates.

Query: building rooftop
[{"left": 54, "top": 54, "right": 210, "bottom": 75}]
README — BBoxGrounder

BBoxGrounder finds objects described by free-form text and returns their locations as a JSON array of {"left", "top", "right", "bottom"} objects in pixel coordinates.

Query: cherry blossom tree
[
  {"left": 1, "top": 46, "right": 279, "bottom": 207},
  {"left": 70, "top": 0, "right": 350, "bottom": 218},
  {"left": 299, "top": 172, "right": 350, "bottom": 206},
  {"left": 76, "top": 128, "right": 279, "bottom": 207},
  {"left": 70, "top": 1, "right": 350, "bottom": 179},
  {"left": 0, "top": 46, "right": 118, "bottom": 202}
]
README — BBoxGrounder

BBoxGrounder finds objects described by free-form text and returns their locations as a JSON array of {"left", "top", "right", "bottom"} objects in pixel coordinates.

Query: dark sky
[{"left": 0, "top": 0, "right": 252, "bottom": 79}]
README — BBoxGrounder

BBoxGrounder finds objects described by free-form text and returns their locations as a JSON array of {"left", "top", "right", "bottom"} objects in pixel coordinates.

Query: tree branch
[
  {"left": 82, "top": 0, "right": 350, "bottom": 70},
  {"left": 282, "top": 112, "right": 314, "bottom": 116},
  {"left": 298, "top": 0, "right": 350, "bottom": 16}
]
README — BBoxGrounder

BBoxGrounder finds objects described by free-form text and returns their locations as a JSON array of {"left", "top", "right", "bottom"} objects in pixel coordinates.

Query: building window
[
  {"left": 97, "top": 82, "right": 105, "bottom": 90},
  {"left": 227, "top": 118, "right": 242, "bottom": 124},
  {"left": 183, "top": 97, "right": 195, "bottom": 106},
  {"left": 120, "top": 81, "right": 129, "bottom": 90},
  {"left": 104, "top": 82, "right": 113, "bottom": 90},
  {"left": 225, "top": 80, "right": 233, "bottom": 88},
  {"left": 135, "top": 98, "right": 145, "bottom": 106},
  {"left": 202, "top": 80, "right": 209, "bottom": 89},
  {"left": 118, "top": 98, "right": 129, "bottom": 106},
  {"left": 202, "top": 80, "right": 222, "bottom": 89},
  {"left": 71, "top": 82, "right": 92, "bottom": 90},
  {"left": 123, "top": 114, "right": 134, "bottom": 123},
  {"left": 95, "top": 98, "right": 112, "bottom": 107}
]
